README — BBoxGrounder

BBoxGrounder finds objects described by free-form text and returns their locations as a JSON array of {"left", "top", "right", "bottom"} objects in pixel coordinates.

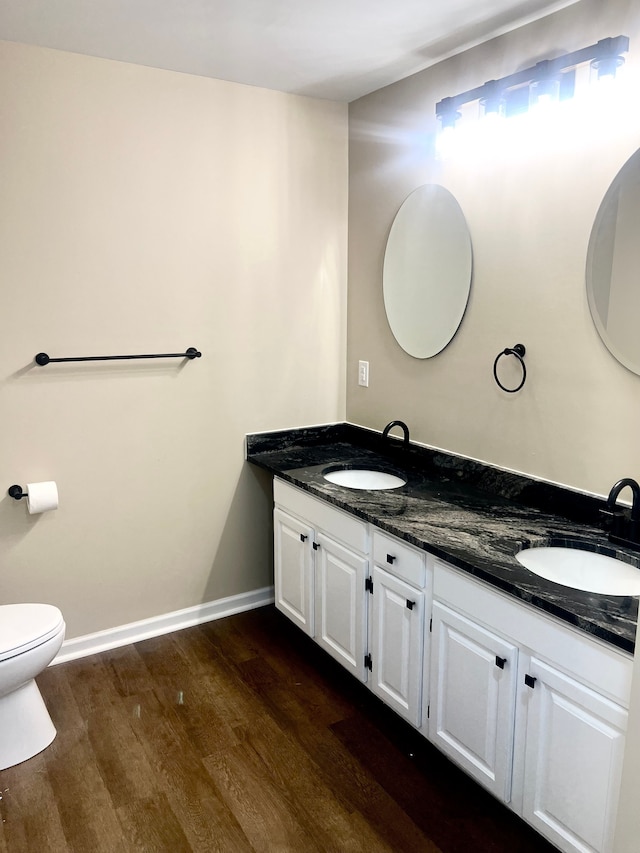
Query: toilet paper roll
[{"left": 26, "top": 481, "right": 59, "bottom": 515}]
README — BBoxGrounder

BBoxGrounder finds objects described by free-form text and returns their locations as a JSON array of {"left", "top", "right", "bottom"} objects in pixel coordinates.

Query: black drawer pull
[
  {"left": 312, "top": 542, "right": 320, "bottom": 551},
  {"left": 406, "top": 599, "right": 415, "bottom": 610},
  {"left": 495, "top": 656, "right": 507, "bottom": 669},
  {"left": 525, "top": 674, "right": 537, "bottom": 689},
  {"left": 386, "top": 554, "right": 396, "bottom": 565},
  {"left": 300, "top": 534, "right": 308, "bottom": 542}
]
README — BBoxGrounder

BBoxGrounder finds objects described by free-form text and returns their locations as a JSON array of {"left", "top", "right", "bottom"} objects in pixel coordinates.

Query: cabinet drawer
[
  {"left": 274, "top": 478, "right": 369, "bottom": 553},
  {"left": 373, "top": 530, "right": 426, "bottom": 588},
  {"left": 434, "top": 560, "right": 633, "bottom": 708}
]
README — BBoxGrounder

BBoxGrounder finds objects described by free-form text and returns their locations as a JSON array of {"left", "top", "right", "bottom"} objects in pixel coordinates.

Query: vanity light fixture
[
  {"left": 479, "top": 80, "right": 504, "bottom": 117},
  {"left": 528, "top": 61, "right": 562, "bottom": 109},
  {"left": 437, "top": 102, "right": 462, "bottom": 129},
  {"left": 591, "top": 53, "right": 626, "bottom": 82},
  {"left": 436, "top": 35, "right": 629, "bottom": 128}
]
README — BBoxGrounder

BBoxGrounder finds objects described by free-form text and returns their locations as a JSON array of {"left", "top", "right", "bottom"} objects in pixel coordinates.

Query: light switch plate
[{"left": 358, "top": 360, "right": 369, "bottom": 387}]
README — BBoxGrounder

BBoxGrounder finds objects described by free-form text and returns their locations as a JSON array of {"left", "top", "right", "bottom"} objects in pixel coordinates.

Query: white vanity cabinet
[
  {"left": 430, "top": 560, "right": 632, "bottom": 853},
  {"left": 274, "top": 507, "right": 315, "bottom": 636},
  {"left": 272, "top": 477, "right": 634, "bottom": 853},
  {"left": 518, "top": 654, "right": 627, "bottom": 853},
  {"left": 273, "top": 479, "right": 369, "bottom": 681},
  {"left": 368, "top": 531, "right": 428, "bottom": 727},
  {"left": 314, "top": 530, "right": 368, "bottom": 680},
  {"left": 273, "top": 481, "right": 430, "bottom": 695},
  {"left": 429, "top": 600, "right": 518, "bottom": 802}
]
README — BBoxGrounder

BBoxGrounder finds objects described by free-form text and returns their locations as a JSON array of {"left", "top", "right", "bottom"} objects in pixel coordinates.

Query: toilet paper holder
[{"left": 8, "top": 482, "right": 59, "bottom": 514}]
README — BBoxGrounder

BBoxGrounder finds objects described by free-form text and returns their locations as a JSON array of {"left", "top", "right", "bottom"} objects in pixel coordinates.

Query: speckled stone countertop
[{"left": 247, "top": 423, "right": 640, "bottom": 655}]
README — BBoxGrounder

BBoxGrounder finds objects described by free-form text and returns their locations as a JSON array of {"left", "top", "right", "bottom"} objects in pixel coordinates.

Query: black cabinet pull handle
[
  {"left": 312, "top": 542, "right": 320, "bottom": 551},
  {"left": 406, "top": 599, "right": 415, "bottom": 610},
  {"left": 387, "top": 554, "right": 396, "bottom": 564},
  {"left": 495, "top": 656, "right": 507, "bottom": 669},
  {"left": 525, "top": 674, "right": 537, "bottom": 689},
  {"left": 300, "top": 534, "right": 308, "bottom": 542}
]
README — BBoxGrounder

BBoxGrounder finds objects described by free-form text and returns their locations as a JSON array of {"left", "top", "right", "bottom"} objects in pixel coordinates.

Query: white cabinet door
[
  {"left": 273, "top": 508, "right": 314, "bottom": 637},
  {"left": 369, "top": 565, "right": 425, "bottom": 725},
  {"left": 429, "top": 601, "right": 517, "bottom": 802},
  {"left": 314, "top": 532, "right": 368, "bottom": 681},
  {"left": 521, "top": 657, "right": 627, "bottom": 853}
]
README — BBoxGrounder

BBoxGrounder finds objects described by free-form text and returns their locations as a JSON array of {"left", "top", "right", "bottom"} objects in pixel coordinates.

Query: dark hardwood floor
[{"left": 0, "top": 606, "right": 556, "bottom": 852}]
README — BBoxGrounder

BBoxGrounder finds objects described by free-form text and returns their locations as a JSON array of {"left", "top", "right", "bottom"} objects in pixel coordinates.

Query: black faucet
[
  {"left": 382, "top": 420, "right": 410, "bottom": 450},
  {"left": 601, "top": 478, "right": 640, "bottom": 552}
]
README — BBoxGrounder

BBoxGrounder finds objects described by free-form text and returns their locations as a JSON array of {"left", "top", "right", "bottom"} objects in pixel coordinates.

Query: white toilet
[{"left": 0, "top": 603, "right": 65, "bottom": 770}]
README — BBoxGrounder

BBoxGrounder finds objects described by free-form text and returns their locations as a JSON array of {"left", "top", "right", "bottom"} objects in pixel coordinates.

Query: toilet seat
[{"left": 0, "top": 604, "right": 64, "bottom": 662}]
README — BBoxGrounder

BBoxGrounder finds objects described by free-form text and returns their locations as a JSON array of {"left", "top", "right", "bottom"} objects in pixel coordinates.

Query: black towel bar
[{"left": 35, "top": 348, "right": 202, "bottom": 366}]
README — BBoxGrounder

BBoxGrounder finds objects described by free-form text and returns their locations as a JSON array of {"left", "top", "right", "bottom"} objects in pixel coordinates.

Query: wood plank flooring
[{"left": 0, "top": 606, "right": 556, "bottom": 852}]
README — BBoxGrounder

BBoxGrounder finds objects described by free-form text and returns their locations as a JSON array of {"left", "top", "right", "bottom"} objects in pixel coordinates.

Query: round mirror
[
  {"left": 383, "top": 184, "right": 472, "bottom": 359},
  {"left": 587, "top": 148, "right": 640, "bottom": 375}
]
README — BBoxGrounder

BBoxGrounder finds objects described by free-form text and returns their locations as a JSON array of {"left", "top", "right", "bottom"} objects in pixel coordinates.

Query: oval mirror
[
  {"left": 383, "top": 184, "right": 472, "bottom": 359},
  {"left": 587, "top": 148, "right": 640, "bottom": 375}
]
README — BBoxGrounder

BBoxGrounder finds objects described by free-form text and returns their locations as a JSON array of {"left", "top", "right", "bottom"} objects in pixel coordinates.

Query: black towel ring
[{"left": 493, "top": 344, "right": 526, "bottom": 393}]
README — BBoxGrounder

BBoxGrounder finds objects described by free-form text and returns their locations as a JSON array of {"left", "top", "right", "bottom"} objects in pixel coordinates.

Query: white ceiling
[{"left": 0, "top": 0, "right": 579, "bottom": 101}]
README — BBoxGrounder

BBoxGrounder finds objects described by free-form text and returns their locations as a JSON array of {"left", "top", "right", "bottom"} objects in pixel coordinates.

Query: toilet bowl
[{"left": 0, "top": 603, "right": 65, "bottom": 770}]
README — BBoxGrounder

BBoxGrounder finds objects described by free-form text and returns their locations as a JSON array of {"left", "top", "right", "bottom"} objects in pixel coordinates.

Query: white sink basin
[
  {"left": 322, "top": 467, "right": 407, "bottom": 490},
  {"left": 516, "top": 546, "right": 640, "bottom": 596}
]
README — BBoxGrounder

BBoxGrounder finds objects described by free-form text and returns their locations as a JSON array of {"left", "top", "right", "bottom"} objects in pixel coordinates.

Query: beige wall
[
  {"left": 0, "top": 40, "right": 348, "bottom": 638},
  {"left": 347, "top": 0, "right": 640, "bottom": 499},
  {"left": 348, "top": 2, "right": 640, "bottom": 849}
]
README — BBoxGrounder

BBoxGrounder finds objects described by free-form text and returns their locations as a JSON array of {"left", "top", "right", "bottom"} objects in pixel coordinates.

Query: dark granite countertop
[{"left": 246, "top": 423, "right": 640, "bottom": 655}]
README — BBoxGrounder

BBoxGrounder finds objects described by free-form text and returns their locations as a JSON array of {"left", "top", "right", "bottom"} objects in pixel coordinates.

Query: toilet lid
[{"left": 0, "top": 604, "right": 64, "bottom": 662}]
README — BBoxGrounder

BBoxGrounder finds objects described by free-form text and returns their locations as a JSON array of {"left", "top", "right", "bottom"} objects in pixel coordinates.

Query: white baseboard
[{"left": 52, "top": 586, "right": 275, "bottom": 665}]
